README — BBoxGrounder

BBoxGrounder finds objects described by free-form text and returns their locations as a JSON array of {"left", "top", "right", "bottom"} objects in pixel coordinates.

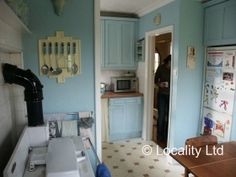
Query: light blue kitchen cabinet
[
  {"left": 108, "top": 97, "right": 143, "bottom": 141},
  {"left": 222, "top": 1, "right": 236, "bottom": 43},
  {"left": 204, "top": 0, "right": 236, "bottom": 46},
  {"left": 109, "top": 102, "right": 126, "bottom": 140},
  {"left": 104, "top": 20, "right": 122, "bottom": 67},
  {"left": 101, "top": 17, "right": 137, "bottom": 70},
  {"left": 125, "top": 98, "right": 143, "bottom": 136}
]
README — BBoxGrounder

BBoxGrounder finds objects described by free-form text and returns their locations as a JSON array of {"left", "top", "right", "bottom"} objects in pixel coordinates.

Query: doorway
[
  {"left": 152, "top": 33, "right": 172, "bottom": 148},
  {"left": 142, "top": 26, "right": 173, "bottom": 148}
]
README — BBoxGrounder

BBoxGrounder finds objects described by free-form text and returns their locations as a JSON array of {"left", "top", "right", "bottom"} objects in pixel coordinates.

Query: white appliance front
[{"left": 201, "top": 46, "right": 236, "bottom": 142}]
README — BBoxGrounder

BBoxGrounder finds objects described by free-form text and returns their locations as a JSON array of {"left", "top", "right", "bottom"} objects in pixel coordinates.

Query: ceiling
[{"left": 100, "top": 0, "right": 174, "bottom": 17}]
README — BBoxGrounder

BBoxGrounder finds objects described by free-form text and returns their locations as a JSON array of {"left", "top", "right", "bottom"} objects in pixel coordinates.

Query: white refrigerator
[{"left": 201, "top": 46, "right": 236, "bottom": 142}]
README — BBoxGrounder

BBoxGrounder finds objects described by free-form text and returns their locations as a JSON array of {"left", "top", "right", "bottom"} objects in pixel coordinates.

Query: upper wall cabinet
[
  {"left": 204, "top": 0, "right": 236, "bottom": 46},
  {"left": 101, "top": 17, "right": 137, "bottom": 70}
]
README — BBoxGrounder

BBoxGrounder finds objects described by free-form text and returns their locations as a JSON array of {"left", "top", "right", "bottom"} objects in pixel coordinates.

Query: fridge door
[{"left": 201, "top": 46, "right": 236, "bottom": 142}]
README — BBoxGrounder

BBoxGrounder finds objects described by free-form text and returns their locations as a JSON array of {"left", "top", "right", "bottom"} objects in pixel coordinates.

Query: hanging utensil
[
  {"left": 49, "top": 42, "right": 54, "bottom": 73},
  {"left": 41, "top": 42, "right": 49, "bottom": 75},
  {"left": 67, "top": 42, "right": 72, "bottom": 72},
  {"left": 71, "top": 42, "right": 78, "bottom": 75},
  {"left": 49, "top": 42, "right": 62, "bottom": 75},
  {"left": 54, "top": 42, "right": 62, "bottom": 74}
]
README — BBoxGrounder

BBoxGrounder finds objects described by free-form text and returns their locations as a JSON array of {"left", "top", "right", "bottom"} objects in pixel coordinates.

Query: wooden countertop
[{"left": 101, "top": 92, "right": 143, "bottom": 99}]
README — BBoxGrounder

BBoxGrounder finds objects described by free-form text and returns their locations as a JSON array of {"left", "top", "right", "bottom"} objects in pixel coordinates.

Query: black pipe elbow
[{"left": 2, "top": 63, "right": 44, "bottom": 126}]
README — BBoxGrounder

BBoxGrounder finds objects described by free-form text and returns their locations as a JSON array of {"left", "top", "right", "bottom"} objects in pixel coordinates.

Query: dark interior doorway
[{"left": 152, "top": 33, "right": 172, "bottom": 148}]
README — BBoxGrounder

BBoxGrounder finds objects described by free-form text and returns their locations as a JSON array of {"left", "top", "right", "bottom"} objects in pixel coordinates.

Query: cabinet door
[
  {"left": 204, "top": 0, "right": 236, "bottom": 46},
  {"left": 222, "top": 0, "right": 236, "bottom": 43},
  {"left": 204, "top": 3, "right": 224, "bottom": 45},
  {"left": 125, "top": 97, "right": 142, "bottom": 137},
  {"left": 104, "top": 20, "right": 122, "bottom": 67},
  {"left": 109, "top": 100, "right": 126, "bottom": 141},
  {"left": 108, "top": 97, "right": 143, "bottom": 141},
  {"left": 121, "top": 21, "right": 136, "bottom": 68},
  {"left": 101, "top": 18, "right": 137, "bottom": 69}
]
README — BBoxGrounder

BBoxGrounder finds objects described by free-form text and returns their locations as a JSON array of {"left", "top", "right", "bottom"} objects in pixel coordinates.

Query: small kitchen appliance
[{"left": 111, "top": 76, "right": 138, "bottom": 93}]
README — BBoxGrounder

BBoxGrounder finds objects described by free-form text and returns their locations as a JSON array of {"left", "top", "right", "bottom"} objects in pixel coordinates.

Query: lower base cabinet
[{"left": 108, "top": 97, "right": 143, "bottom": 141}]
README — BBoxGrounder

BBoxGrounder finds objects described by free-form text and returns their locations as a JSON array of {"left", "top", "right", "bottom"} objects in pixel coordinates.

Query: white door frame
[
  {"left": 143, "top": 26, "right": 174, "bottom": 146},
  {"left": 94, "top": 0, "right": 102, "bottom": 160}
]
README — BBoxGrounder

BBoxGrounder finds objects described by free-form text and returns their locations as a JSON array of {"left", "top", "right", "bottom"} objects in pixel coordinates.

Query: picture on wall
[
  {"left": 223, "top": 51, "right": 235, "bottom": 69},
  {"left": 207, "top": 51, "right": 223, "bottom": 68},
  {"left": 203, "top": 50, "right": 236, "bottom": 115},
  {"left": 187, "top": 46, "right": 196, "bottom": 69},
  {"left": 202, "top": 108, "right": 232, "bottom": 142}
]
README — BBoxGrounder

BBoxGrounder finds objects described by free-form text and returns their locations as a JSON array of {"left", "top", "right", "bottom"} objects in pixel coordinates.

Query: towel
[
  {"left": 78, "top": 112, "right": 91, "bottom": 118},
  {"left": 61, "top": 120, "right": 78, "bottom": 137},
  {"left": 77, "top": 112, "right": 94, "bottom": 148}
]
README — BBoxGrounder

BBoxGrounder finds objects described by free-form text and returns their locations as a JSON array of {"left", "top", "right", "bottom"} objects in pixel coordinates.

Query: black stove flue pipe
[{"left": 2, "top": 63, "right": 44, "bottom": 126}]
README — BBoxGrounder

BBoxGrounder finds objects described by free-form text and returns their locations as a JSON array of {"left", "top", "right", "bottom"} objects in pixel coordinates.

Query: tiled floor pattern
[{"left": 102, "top": 139, "right": 187, "bottom": 177}]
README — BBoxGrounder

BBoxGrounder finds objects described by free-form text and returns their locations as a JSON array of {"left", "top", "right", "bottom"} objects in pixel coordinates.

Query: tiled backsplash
[
  {"left": 101, "top": 70, "right": 137, "bottom": 91},
  {"left": 136, "top": 62, "right": 145, "bottom": 93},
  {"left": 101, "top": 70, "right": 123, "bottom": 85}
]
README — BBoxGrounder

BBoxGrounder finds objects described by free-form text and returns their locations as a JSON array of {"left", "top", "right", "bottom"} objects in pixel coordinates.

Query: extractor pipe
[{"left": 2, "top": 63, "right": 44, "bottom": 126}]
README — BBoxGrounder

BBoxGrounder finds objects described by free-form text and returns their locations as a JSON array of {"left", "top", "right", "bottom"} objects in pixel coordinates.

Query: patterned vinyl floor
[{"left": 102, "top": 139, "right": 188, "bottom": 177}]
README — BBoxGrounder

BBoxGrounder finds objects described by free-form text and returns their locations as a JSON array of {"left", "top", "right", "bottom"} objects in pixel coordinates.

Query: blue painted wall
[
  {"left": 139, "top": 0, "right": 204, "bottom": 148},
  {"left": 23, "top": 0, "right": 95, "bottom": 114},
  {"left": 174, "top": 0, "right": 204, "bottom": 147},
  {"left": 23, "top": 0, "right": 97, "bottom": 171},
  {"left": 138, "top": 1, "right": 180, "bottom": 39}
]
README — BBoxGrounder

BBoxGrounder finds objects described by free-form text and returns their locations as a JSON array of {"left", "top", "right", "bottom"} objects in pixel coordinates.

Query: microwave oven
[{"left": 111, "top": 77, "right": 138, "bottom": 93}]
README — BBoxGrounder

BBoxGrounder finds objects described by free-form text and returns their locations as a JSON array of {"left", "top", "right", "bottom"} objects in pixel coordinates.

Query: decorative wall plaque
[{"left": 39, "top": 31, "right": 81, "bottom": 83}]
